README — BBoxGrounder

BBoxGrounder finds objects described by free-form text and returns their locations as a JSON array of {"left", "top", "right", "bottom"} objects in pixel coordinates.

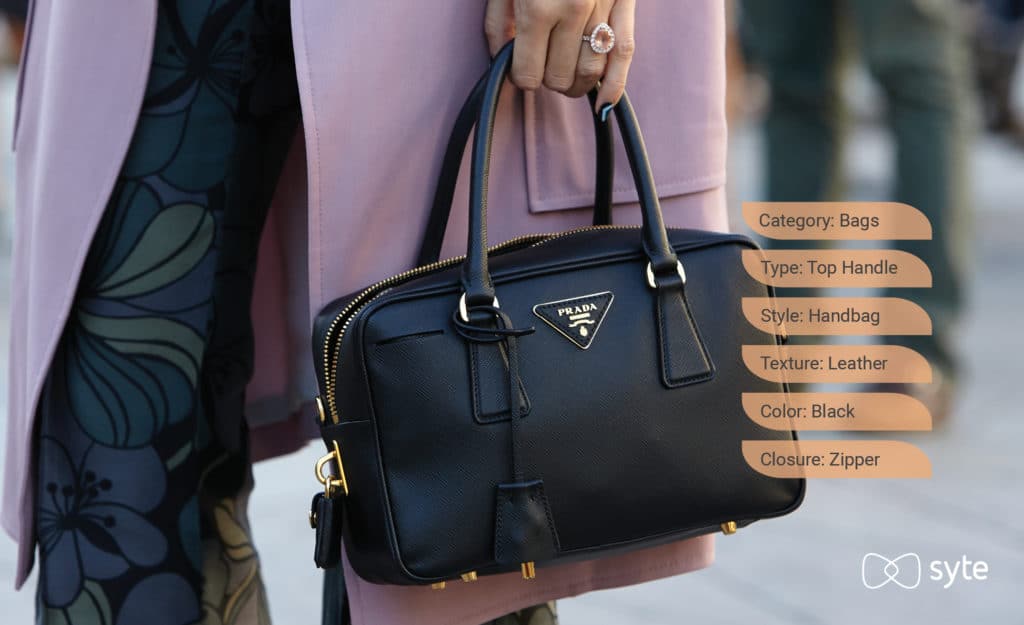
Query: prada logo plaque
[{"left": 532, "top": 291, "right": 614, "bottom": 349}]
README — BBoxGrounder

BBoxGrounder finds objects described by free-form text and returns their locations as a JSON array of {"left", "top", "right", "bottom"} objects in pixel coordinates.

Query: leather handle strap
[
  {"left": 416, "top": 73, "right": 487, "bottom": 268},
  {"left": 416, "top": 71, "right": 614, "bottom": 267},
  {"left": 461, "top": 41, "right": 680, "bottom": 310},
  {"left": 588, "top": 88, "right": 614, "bottom": 228}
]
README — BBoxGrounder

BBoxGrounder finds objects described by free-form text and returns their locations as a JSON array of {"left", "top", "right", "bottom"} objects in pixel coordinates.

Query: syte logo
[
  {"left": 862, "top": 553, "right": 990, "bottom": 590},
  {"left": 862, "top": 553, "right": 921, "bottom": 589}
]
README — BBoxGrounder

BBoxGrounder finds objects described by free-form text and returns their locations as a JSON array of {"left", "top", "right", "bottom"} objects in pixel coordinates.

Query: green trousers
[{"left": 740, "top": 0, "right": 972, "bottom": 376}]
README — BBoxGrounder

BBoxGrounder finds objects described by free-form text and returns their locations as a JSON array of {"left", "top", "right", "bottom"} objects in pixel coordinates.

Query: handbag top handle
[
  {"left": 417, "top": 72, "right": 615, "bottom": 267},
  {"left": 460, "top": 40, "right": 683, "bottom": 319}
]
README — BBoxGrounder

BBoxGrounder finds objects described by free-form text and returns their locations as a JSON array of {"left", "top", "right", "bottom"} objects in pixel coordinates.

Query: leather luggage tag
[{"left": 311, "top": 492, "right": 344, "bottom": 569}]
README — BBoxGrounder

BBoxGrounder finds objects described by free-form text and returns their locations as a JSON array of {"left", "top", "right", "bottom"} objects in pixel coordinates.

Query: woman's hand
[{"left": 484, "top": 0, "right": 636, "bottom": 113}]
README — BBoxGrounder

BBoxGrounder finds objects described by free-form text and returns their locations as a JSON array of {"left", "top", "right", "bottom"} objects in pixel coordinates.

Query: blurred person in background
[
  {"left": 725, "top": 0, "right": 748, "bottom": 125},
  {"left": 739, "top": 0, "right": 972, "bottom": 423},
  {"left": 0, "top": 1, "right": 27, "bottom": 246},
  {"left": 0, "top": 0, "right": 26, "bottom": 57},
  {"left": 974, "top": 0, "right": 1024, "bottom": 143}
]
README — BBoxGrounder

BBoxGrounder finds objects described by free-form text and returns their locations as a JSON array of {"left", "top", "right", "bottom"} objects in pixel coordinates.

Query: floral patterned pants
[
  {"left": 34, "top": 1, "right": 299, "bottom": 623},
  {"left": 32, "top": 1, "right": 560, "bottom": 624}
]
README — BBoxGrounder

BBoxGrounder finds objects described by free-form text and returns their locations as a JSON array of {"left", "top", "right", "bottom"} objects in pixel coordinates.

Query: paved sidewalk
[{"left": 2, "top": 119, "right": 1023, "bottom": 624}]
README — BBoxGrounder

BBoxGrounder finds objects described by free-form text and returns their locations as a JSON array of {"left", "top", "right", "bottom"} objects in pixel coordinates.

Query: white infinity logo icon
[{"left": 862, "top": 552, "right": 921, "bottom": 589}]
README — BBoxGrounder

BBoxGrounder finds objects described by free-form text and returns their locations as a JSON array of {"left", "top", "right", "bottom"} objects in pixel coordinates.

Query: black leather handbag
[{"left": 309, "top": 42, "right": 804, "bottom": 586}]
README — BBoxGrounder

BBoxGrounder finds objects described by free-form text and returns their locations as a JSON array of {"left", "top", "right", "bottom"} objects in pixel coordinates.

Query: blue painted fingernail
[{"left": 599, "top": 103, "right": 614, "bottom": 122}]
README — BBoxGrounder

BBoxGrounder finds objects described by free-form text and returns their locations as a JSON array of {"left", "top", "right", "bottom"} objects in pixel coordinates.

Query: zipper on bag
[{"left": 319, "top": 225, "right": 647, "bottom": 423}]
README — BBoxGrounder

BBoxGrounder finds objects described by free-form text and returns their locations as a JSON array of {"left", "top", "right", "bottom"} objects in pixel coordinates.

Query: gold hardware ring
[
  {"left": 316, "top": 395, "right": 328, "bottom": 424},
  {"left": 457, "top": 293, "right": 500, "bottom": 323},
  {"left": 314, "top": 440, "right": 349, "bottom": 497},
  {"left": 645, "top": 260, "right": 686, "bottom": 289}
]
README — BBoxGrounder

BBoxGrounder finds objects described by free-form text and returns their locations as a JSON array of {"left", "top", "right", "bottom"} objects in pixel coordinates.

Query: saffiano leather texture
[{"left": 311, "top": 42, "right": 804, "bottom": 586}]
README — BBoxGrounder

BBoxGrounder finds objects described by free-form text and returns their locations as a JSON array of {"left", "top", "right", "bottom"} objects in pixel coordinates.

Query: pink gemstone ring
[{"left": 583, "top": 22, "right": 616, "bottom": 55}]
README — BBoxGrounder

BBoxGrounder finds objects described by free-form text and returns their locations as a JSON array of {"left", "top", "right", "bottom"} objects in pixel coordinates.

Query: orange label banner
[
  {"left": 742, "top": 297, "right": 932, "bottom": 336},
  {"left": 742, "top": 250, "right": 932, "bottom": 288},
  {"left": 743, "top": 202, "right": 932, "bottom": 240},
  {"left": 742, "top": 392, "right": 932, "bottom": 431},
  {"left": 742, "top": 345, "right": 931, "bottom": 384},
  {"left": 743, "top": 440, "right": 932, "bottom": 478}
]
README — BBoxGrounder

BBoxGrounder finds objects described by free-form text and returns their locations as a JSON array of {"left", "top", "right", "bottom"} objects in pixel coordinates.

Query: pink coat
[{"left": 4, "top": 2, "right": 728, "bottom": 624}]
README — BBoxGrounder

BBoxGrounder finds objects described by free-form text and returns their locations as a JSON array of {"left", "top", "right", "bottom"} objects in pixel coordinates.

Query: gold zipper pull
[{"left": 316, "top": 396, "right": 327, "bottom": 423}]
